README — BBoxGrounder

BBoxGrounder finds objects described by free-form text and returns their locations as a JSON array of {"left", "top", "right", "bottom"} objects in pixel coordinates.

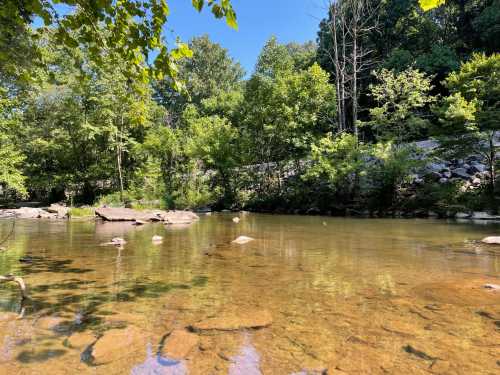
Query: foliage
[
  {"left": 1, "top": 0, "right": 237, "bottom": 86},
  {"left": 363, "top": 68, "right": 435, "bottom": 143},
  {"left": 68, "top": 207, "right": 95, "bottom": 218}
]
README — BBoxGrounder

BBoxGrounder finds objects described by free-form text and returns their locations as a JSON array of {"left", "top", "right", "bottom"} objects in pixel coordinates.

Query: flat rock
[
  {"left": 91, "top": 326, "right": 147, "bottom": 365},
  {"left": 161, "top": 329, "right": 199, "bottom": 359},
  {"left": 482, "top": 236, "right": 500, "bottom": 244},
  {"left": 46, "top": 204, "right": 69, "bottom": 218},
  {"left": 189, "top": 309, "right": 272, "bottom": 332},
  {"left": 473, "top": 212, "right": 500, "bottom": 220},
  {"left": 95, "top": 207, "right": 157, "bottom": 222},
  {"left": 159, "top": 210, "right": 199, "bottom": 225},
  {"left": 232, "top": 236, "right": 254, "bottom": 245},
  {"left": 36, "top": 316, "right": 66, "bottom": 331},
  {"left": 65, "top": 331, "right": 96, "bottom": 349}
]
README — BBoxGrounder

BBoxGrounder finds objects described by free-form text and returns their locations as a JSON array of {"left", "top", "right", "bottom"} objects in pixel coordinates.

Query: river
[{"left": 0, "top": 214, "right": 499, "bottom": 374}]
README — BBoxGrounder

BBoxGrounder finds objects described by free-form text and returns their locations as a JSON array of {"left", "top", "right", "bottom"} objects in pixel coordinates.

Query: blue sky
[{"left": 165, "top": 0, "right": 327, "bottom": 76}]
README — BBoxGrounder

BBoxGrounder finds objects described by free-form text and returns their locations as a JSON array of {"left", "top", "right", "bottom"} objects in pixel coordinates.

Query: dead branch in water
[{"left": 0, "top": 275, "right": 27, "bottom": 299}]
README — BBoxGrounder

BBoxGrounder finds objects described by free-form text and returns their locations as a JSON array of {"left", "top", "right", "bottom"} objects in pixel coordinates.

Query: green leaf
[
  {"left": 192, "top": 0, "right": 204, "bottom": 11},
  {"left": 419, "top": 0, "right": 445, "bottom": 11}
]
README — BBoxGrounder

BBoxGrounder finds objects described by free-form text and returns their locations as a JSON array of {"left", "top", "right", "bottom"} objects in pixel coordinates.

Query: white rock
[
  {"left": 483, "top": 284, "right": 500, "bottom": 290},
  {"left": 111, "top": 237, "right": 127, "bottom": 245},
  {"left": 152, "top": 235, "right": 163, "bottom": 243},
  {"left": 455, "top": 212, "right": 471, "bottom": 219},
  {"left": 232, "top": 236, "right": 254, "bottom": 245},
  {"left": 232, "top": 217, "right": 240, "bottom": 223},
  {"left": 481, "top": 236, "right": 500, "bottom": 244}
]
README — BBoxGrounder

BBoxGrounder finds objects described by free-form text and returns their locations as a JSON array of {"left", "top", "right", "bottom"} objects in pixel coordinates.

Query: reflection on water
[{"left": 0, "top": 214, "right": 498, "bottom": 374}]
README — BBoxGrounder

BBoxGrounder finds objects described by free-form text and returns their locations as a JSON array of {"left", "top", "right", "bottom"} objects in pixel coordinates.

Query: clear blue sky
[{"left": 165, "top": 0, "right": 327, "bottom": 76}]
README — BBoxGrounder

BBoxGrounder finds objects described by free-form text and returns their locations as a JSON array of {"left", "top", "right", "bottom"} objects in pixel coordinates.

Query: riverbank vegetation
[{"left": 1, "top": 0, "right": 499, "bottom": 216}]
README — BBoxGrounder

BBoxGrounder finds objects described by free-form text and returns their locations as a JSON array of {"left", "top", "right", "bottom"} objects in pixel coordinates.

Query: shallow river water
[{"left": 0, "top": 214, "right": 499, "bottom": 374}]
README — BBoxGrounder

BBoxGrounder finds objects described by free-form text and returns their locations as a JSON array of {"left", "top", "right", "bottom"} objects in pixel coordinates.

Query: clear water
[{"left": 0, "top": 214, "right": 499, "bottom": 374}]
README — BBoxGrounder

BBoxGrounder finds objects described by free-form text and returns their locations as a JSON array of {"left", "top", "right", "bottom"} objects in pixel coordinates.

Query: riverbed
[{"left": 0, "top": 214, "right": 499, "bottom": 374}]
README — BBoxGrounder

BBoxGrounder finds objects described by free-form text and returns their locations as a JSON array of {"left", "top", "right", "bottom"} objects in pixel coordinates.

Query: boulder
[
  {"left": 451, "top": 168, "right": 470, "bottom": 180},
  {"left": 232, "top": 217, "right": 240, "bottom": 223},
  {"left": 161, "top": 329, "right": 199, "bottom": 359},
  {"left": 90, "top": 326, "right": 147, "bottom": 365},
  {"left": 472, "top": 212, "right": 500, "bottom": 220},
  {"left": 159, "top": 210, "right": 199, "bottom": 225},
  {"left": 65, "top": 331, "right": 96, "bottom": 349},
  {"left": 46, "top": 204, "right": 69, "bottom": 218},
  {"left": 472, "top": 178, "right": 481, "bottom": 186},
  {"left": 189, "top": 309, "right": 273, "bottom": 332},
  {"left": 469, "top": 163, "right": 486, "bottom": 174},
  {"left": 232, "top": 236, "right": 254, "bottom": 244},
  {"left": 95, "top": 207, "right": 157, "bottom": 222},
  {"left": 481, "top": 236, "right": 500, "bottom": 244},
  {"left": 455, "top": 212, "right": 471, "bottom": 219}
]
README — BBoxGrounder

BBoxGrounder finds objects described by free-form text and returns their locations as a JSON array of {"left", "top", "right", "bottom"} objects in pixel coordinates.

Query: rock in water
[
  {"left": 46, "top": 204, "right": 69, "bottom": 218},
  {"left": 133, "top": 220, "right": 147, "bottom": 226},
  {"left": 189, "top": 309, "right": 272, "bottom": 332},
  {"left": 232, "top": 217, "right": 240, "bottom": 223},
  {"left": 481, "top": 236, "right": 500, "bottom": 244},
  {"left": 232, "top": 236, "right": 254, "bottom": 244},
  {"left": 91, "top": 326, "right": 147, "bottom": 365},
  {"left": 95, "top": 207, "right": 157, "bottom": 222},
  {"left": 483, "top": 284, "right": 500, "bottom": 290},
  {"left": 152, "top": 235, "right": 163, "bottom": 243},
  {"left": 160, "top": 210, "right": 199, "bottom": 225},
  {"left": 161, "top": 329, "right": 199, "bottom": 359}
]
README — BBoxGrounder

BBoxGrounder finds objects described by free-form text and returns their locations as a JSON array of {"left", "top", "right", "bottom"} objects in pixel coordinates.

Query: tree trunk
[{"left": 117, "top": 113, "right": 125, "bottom": 202}]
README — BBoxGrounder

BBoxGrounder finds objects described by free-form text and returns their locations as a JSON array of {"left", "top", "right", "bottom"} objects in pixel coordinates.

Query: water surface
[{"left": 0, "top": 214, "right": 499, "bottom": 374}]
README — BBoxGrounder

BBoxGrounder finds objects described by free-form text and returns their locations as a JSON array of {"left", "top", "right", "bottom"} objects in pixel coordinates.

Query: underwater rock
[
  {"left": 161, "top": 329, "right": 199, "bottom": 360},
  {"left": 65, "top": 331, "right": 96, "bottom": 349},
  {"left": 91, "top": 326, "right": 147, "bottom": 365},
  {"left": 189, "top": 309, "right": 272, "bottom": 332},
  {"left": 232, "top": 236, "right": 254, "bottom": 244}
]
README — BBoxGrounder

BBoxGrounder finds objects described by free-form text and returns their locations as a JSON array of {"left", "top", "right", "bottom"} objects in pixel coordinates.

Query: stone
[
  {"left": 455, "top": 212, "right": 471, "bottom": 219},
  {"left": 95, "top": 207, "right": 157, "bottom": 222},
  {"left": 46, "top": 204, "right": 69, "bottom": 218},
  {"left": 91, "top": 326, "right": 147, "bottom": 365},
  {"left": 65, "top": 331, "right": 96, "bottom": 349},
  {"left": 473, "top": 212, "right": 500, "bottom": 220},
  {"left": 158, "top": 210, "right": 200, "bottom": 225},
  {"left": 483, "top": 284, "right": 500, "bottom": 290},
  {"left": 111, "top": 237, "right": 127, "bottom": 245},
  {"left": 442, "top": 171, "right": 452, "bottom": 179},
  {"left": 232, "top": 236, "right": 254, "bottom": 244},
  {"left": 481, "top": 236, "right": 500, "bottom": 244},
  {"left": 232, "top": 217, "right": 240, "bottom": 223},
  {"left": 472, "top": 178, "right": 481, "bottom": 186},
  {"left": 36, "top": 316, "right": 66, "bottom": 331},
  {"left": 451, "top": 168, "right": 470, "bottom": 179},
  {"left": 132, "top": 220, "right": 147, "bottom": 225},
  {"left": 469, "top": 163, "right": 486, "bottom": 173},
  {"left": 152, "top": 235, "right": 163, "bottom": 243},
  {"left": 189, "top": 309, "right": 272, "bottom": 332},
  {"left": 438, "top": 178, "right": 448, "bottom": 184},
  {"left": 161, "top": 329, "right": 199, "bottom": 359}
]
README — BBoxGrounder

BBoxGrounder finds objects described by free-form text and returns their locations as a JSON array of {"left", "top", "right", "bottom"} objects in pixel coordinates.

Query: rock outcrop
[
  {"left": 95, "top": 207, "right": 199, "bottom": 225},
  {"left": 161, "top": 329, "right": 199, "bottom": 359}
]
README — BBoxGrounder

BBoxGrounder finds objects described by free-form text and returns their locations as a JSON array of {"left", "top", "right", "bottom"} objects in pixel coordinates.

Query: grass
[{"left": 69, "top": 207, "right": 95, "bottom": 218}]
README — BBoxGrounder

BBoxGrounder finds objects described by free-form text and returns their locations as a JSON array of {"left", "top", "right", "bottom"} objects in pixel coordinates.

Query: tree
[
  {"left": 155, "top": 35, "right": 244, "bottom": 121},
  {"left": 363, "top": 68, "right": 435, "bottom": 143},
  {"left": 1, "top": 0, "right": 237, "bottom": 85},
  {"left": 434, "top": 53, "right": 500, "bottom": 193}
]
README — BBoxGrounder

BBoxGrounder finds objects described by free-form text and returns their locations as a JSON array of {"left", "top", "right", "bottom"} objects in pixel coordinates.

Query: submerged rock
[
  {"left": 65, "top": 331, "right": 96, "bottom": 349},
  {"left": 232, "top": 236, "right": 254, "bottom": 245},
  {"left": 161, "top": 329, "right": 199, "bottom": 359},
  {"left": 481, "top": 236, "right": 500, "bottom": 244},
  {"left": 90, "top": 326, "right": 147, "bottom": 365},
  {"left": 189, "top": 309, "right": 272, "bottom": 332}
]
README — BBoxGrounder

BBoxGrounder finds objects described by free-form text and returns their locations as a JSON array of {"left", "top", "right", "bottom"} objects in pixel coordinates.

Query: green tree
[
  {"left": 363, "top": 68, "right": 435, "bottom": 143},
  {"left": 434, "top": 53, "right": 500, "bottom": 193}
]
